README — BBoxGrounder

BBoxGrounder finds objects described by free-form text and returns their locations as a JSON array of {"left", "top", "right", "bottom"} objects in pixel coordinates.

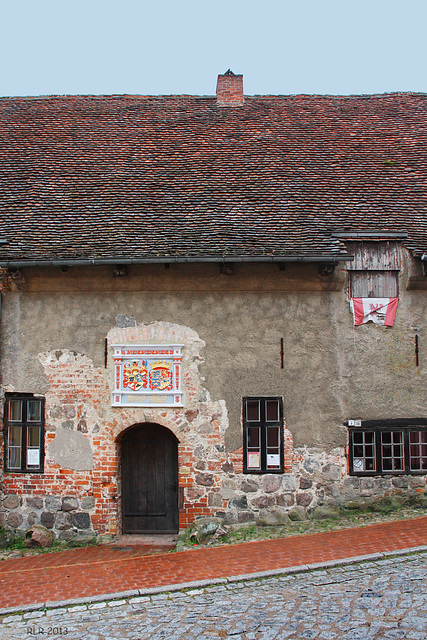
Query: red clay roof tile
[{"left": 0, "top": 92, "right": 426, "bottom": 264}]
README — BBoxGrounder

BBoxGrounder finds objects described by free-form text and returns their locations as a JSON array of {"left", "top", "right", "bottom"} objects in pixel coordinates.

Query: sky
[{"left": 1, "top": 0, "right": 426, "bottom": 98}]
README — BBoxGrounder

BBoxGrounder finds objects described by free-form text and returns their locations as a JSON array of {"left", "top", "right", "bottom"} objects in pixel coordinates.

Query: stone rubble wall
[
  {"left": 207, "top": 447, "right": 427, "bottom": 525},
  {"left": 0, "top": 494, "right": 95, "bottom": 542}
]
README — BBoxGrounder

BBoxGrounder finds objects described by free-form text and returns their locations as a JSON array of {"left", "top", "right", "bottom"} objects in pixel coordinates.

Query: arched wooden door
[{"left": 121, "top": 424, "right": 179, "bottom": 533}]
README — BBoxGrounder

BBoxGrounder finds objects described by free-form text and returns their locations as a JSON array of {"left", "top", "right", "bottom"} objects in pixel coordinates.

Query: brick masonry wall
[
  {"left": 1, "top": 320, "right": 426, "bottom": 539},
  {"left": 1, "top": 350, "right": 119, "bottom": 540}
]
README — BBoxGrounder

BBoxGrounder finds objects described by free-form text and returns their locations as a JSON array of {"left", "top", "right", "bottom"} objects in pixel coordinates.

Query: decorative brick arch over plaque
[
  {"left": 107, "top": 321, "right": 229, "bottom": 448},
  {"left": 107, "top": 322, "right": 232, "bottom": 529}
]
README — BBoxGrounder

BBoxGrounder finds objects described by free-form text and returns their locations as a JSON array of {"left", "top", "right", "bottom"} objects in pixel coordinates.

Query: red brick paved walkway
[{"left": 1, "top": 517, "right": 426, "bottom": 610}]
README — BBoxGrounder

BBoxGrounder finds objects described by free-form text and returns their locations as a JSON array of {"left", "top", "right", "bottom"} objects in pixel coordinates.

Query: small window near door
[
  {"left": 4, "top": 394, "right": 45, "bottom": 472},
  {"left": 243, "top": 397, "right": 283, "bottom": 473}
]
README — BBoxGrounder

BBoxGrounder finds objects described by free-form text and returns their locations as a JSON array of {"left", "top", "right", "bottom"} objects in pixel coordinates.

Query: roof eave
[{"left": 0, "top": 254, "right": 353, "bottom": 269}]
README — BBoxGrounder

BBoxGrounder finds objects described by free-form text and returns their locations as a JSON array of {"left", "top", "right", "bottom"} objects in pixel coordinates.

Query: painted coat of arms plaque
[{"left": 111, "top": 344, "right": 183, "bottom": 407}]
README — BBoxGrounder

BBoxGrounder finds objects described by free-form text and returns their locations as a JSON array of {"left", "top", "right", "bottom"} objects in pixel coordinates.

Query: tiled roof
[{"left": 0, "top": 92, "right": 426, "bottom": 265}]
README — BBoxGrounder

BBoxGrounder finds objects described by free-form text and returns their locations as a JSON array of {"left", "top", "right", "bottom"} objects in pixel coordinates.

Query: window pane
[
  {"left": 411, "top": 456, "right": 421, "bottom": 470},
  {"left": 8, "top": 426, "right": 22, "bottom": 469},
  {"left": 381, "top": 431, "right": 404, "bottom": 472},
  {"left": 246, "top": 401, "right": 260, "bottom": 422},
  {"left": 247, "top": 426, "right": 260, "bottom": 448},
  {"left": 266, "top": 455, "right": 281, "bottom": 469},
  {"left": 266, "top": 426, "right": 279, "bottom": 448},
  {"left": 247, "top": 425, "right": 261, "bottom": 469},
  {"left": 266, "top": 400, "right": 279, "bottom": 422},
  {"left": 9, "top": 400, "right": 22, "bottom": 422},
  {"left": 266, "top": 426, "right": 280, "bottom": 469},
  {"left": 9, "top": 425, "right": 22, "bottom": 447},
  {"left": 393, "top": 444, "right": 403, "bottom": 457},
  {"left": 410, "top": 431, "right": 420, "bottom": 444},
  {"left": 365, "top": 458, "right": 375, "bottom": 471},
  {"left": 351, "top": 431, "right": 376, "bottom": 473},
  {"left": 8, "top": 447, "right": 21, "bottom": 469},
  {"left": 409, "top": 430, "right": 427, "bottom": 472},
  {"left": 27, "top": 400, "right": 41, "bottom": 422},
  {"left": 353, "top": 445, "right": 364, "bottom": 457},
  {"left": 27, "top": 426, "right": 41, "bottom": 448},
  {"left": 352, "top": 458, "right": 364, "bottom": 472},
  {"left": 247, "top": 451, "right": 260, "bottom": 468}
]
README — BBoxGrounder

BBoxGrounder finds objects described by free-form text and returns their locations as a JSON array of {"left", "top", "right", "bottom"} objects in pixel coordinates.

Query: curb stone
[{"left": 1, "top": 545, "right": 427, "bottom": 618}]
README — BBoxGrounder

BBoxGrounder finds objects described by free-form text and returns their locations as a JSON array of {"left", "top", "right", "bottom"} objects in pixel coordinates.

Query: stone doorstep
[{"left": 107, "top": 533, "right": 177, "bottom": 549}]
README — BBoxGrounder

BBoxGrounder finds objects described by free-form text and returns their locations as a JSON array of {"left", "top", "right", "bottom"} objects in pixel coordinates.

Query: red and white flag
[{"left": 351, "top": 297, "right": 398, "bottom": 327}]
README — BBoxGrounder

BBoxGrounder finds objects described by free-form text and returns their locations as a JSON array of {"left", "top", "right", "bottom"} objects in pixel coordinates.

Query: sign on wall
[{"left": 111, "top": 344, "right": 184, "bottom": 407}]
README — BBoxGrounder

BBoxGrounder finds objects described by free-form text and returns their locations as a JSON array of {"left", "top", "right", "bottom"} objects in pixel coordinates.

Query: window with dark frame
[
  {"left": 348, "top": 420, "right": 427, "bottom": 476},
  {"left": 243, "top": 397, "right": 283, "bottom": 473},
  {"left": 4, "top": 394, "right": 45, "bottom": 473}
]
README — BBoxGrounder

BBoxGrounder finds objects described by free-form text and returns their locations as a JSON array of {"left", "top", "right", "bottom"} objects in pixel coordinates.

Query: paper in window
[
  {"left": 352, "top": 458, "right": 364, "bottom": 472},
  {"left": 247, "top": 452, "right": 260, "bottom": 468},
  {"left": 27, "top": 449, "right": 40, "bottom": 466},
  {"left": 267, "top": 454, "right": 280, "bottom": 467}
]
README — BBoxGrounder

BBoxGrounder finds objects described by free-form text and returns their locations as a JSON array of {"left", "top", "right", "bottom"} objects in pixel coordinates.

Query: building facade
[{"left": 1, "top": 73, "right": 426, "bottom": 539}]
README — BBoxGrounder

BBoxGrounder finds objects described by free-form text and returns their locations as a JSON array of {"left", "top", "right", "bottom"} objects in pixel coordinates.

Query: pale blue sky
[{"left": 1, "top": 0, "right": 426, "bottom": 97}]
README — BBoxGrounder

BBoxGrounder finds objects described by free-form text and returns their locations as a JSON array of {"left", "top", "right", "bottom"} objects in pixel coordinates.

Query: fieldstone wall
[
  {"left": 206, "top": 446, "right": 427, "bottom": 525},
  {"left": 208, "top": 447, "right": 347, "bottom": 525},
  {"left": 0, "top": 494, "right": 95, "bottom": 542}
]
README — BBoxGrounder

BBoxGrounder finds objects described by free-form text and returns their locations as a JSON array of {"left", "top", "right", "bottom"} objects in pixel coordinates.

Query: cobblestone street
[{"left": 2, "top": 551, "right": 426, "bottom": 639}]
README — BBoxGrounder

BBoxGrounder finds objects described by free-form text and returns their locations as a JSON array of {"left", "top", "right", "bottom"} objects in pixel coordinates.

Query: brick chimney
[{"left": 216, "top": 70, "right": 244, "bottom": 107}]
